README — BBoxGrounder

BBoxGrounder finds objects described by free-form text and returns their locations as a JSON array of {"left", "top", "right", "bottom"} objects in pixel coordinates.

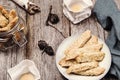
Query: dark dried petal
[
  {"left": 38, "top": 40, "right": 48, "bottom": 50},
  {"left": 44, "top": 46, "right": 54, "bottom": 56}
]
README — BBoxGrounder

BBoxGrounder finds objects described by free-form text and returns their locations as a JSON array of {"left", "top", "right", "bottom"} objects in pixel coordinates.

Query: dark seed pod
[
  {"left": 38, "top": 40, "right": 48, "bottom": 50},
  {"left": 38, "top": 40, "right": 54, "bottom": 56},
  {"left": 46, "top": 5, "right": 60, "bottom": 25},
  {"left": 44, "top": 46, "right": 54, "bottom": 55},
  {"left": 49, "top": 13, "right": 60, "bottom": 24}
]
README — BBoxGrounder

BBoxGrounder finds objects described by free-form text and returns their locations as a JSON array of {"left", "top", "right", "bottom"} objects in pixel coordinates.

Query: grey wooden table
[{"left": 0, "top": 0, "right": 119, "bottom": 80}]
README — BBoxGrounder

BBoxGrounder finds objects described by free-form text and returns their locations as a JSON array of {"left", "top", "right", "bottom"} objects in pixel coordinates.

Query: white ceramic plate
[{"left": 56, "top": 34, "right": 111, "bottom": 80}]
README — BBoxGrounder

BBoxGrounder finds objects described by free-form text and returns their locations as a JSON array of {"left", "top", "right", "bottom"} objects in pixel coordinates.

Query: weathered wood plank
[{"left": 26, "top": 0, "right": 69, "bottom": 80}]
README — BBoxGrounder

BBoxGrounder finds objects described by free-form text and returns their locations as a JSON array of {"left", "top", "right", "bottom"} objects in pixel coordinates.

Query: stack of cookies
[
  {"left": 59, "top": 30, "right": 105, "bottom": 76},
  {"left": 0, "top": 5, "right": 18, "bottom": 32}
]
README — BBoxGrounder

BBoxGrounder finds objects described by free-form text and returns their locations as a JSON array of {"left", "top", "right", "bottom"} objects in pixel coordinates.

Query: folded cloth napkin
[{"left": 93, "top": 0, "right": 120, "bottom": 79}]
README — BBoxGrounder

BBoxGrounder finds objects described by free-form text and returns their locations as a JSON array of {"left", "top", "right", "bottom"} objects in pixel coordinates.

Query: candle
[
  {"left": 69, "top": 2, "right": 83, "bottom": 13},
  {"left": 20, "top": 73, "right": 35, "bottom": 80}
]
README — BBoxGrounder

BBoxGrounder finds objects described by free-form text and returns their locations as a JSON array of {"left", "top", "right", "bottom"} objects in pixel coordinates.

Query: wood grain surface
[{"left": 0, "top": 0, "right": 119, "bottom": 80}]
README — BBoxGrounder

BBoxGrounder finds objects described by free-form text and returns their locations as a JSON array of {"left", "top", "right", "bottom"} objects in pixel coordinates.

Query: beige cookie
[
  {"left": 65, "top": 43, "right": 103, "bottom": 60},
  {"left": 0, "top": 5, "right": 4, "bottom": 11},
  {"left": 76, "top": 51, "right": 105, "bottom": 63},
  {"left": 0, "top": 5, "right": 9, "bottom": 19},
  {"left": 84, "top": 35, "right": 98, "bottom": 46},
  {"left": 1, "top": 8, "right": 9, "bottom": 18},
  {"left": 0, "top": 17, "right": 18, "bottom": 32},
  {"left": 9, "top": 9, "right": 17, "bottom": 21},
  {"left": 64, "top": 30, "right": 91, "bottom": 55},
  {"left": 67, "top": 61, "right": 98, "bottom": 74},
  {"left": 0, "top": 12, "right": 8, "bottom": 27},
  {"left": 59, "top": 57, "right": 77, "bottom": 68},
  {"left": 75, "top": 67, "right": 105, "bottom": 76}
]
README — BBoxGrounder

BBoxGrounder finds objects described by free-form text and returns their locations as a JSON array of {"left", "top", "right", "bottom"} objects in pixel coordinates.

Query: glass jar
[{"left": 0, "top": 6, "right": 27, "bottom": 50}]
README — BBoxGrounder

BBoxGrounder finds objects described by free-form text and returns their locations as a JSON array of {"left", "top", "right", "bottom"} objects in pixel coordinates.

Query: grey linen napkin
[{"left": 93, "top": 0, "right": 120, "bottom": 79}]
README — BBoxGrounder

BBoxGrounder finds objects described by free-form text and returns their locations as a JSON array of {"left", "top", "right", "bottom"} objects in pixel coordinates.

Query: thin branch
[{"left": 48, "top": 24, "right": 66, "bottom": 38}]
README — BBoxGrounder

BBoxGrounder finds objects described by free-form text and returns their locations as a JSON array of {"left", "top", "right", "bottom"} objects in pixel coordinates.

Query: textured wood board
[{"left": 0, "top": 0, "right": 118, "bottom": 80}]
